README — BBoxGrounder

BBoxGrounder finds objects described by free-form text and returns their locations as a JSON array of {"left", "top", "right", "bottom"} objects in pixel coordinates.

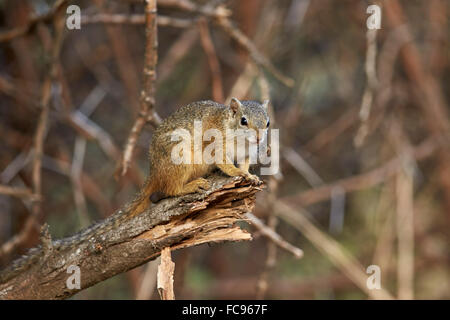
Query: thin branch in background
[
  {"left": 385, "top": 0, "right": 450, "bottom": 216},
  {"left": 283, "top": 146, "right": 347, "bottom": 236},
  {"left": 284, "top": 0, "right": 311, "bottom": 32},
  {"left": 284, "top": 136, "right": 443, "bottom": 207},
  {"left": 426, "top": 0, "right": 447, "bottom": 77},
  {"left": 0, "top": 152, "right": 31, "bottom": 184},
  {"left": 93, "top": 0, "right": 141, "bottom": 113},
  {"left": 41, "top": 154, "right": 113, "bottom": 216},
  {"left": 136, "top": 258, "right": 160, "bottom": 300},
  {"left": 282, "top": 147, "right": 324, "bottom": 187},
  {"left": 67, "top": 82, "right": 111, "bottom": 226},
  {"left": 376, "top": 25, "right": 411, "bottom": 113},
  {"left": 0, "top": 74, "right": 18, "bottom": 97},
  {"left": 0, "top": 153, "right": 35, "bottom": 261},
  {"left": 81, "top": 14, "right": 193, "bottom": 28},
  {"left": 0, "top": 0, "right": 67, "bottom": 43},
  {"left": 1, "top": 8, "right": 71, "bottom": 263},
  {"left": 198, "top": 18, "right": 224, "bottom": 102},
  {"left": 226, "top": 62, "right": 257, "bottom": 102},
  {"left": 73, "top": 36, "right": 126, "bottom": 103},
  {"left": 255, "top": 76, "right": 282, "bottom": 299},
  {"left": 65, "top": 112, "right": 145, "bottom": 189},
  {"left": 395, "top": 162, "right": 415, "bottom": 300},
  {"left": 0, "top": 217, "right": 35, "bottom": 260},
  {"left": 119, "top": 0, "right": 162, "bottom": 177},
  {"left": 78, "top": 84, "right": 107, "bottom": 118},
  {"left": 158, "top": 27, "right": 199, "bottom": 83},
  {"left": 388, "top": 119, "right": 416, "bottom": 300},
  {"left": 245, "top": 213, "right": 303, "bottom": 259},
  {"left": 159, "top": 0, "right": 294, "bottom": 87},
  {"left": 157, "top": 248, "right": 175, "bottom": 300},
  {"left": 66, "top": 111, "right": 120, "bottom": 160},
  {"left": 0, "top": 75, "right": 39, "bottom": 108},
  {"left": 354, "top": 27, "right": 378, "bottom": 147},
  {"left": 255, "top": 212, "right": 277, "bottom": 299},
  {"left": 0, "top": 185, "right": 39, "bottom": 201},
  {"left": 372, "top": 183, "right": 396, "bottom": 277},
  {"left": 274, "top": 201, "right": 394, "bottom": 300},
  {"left": 205, "top": 253, "right": 442, "bottom": 299},
  {"left": 304, "top": 107, "right": 358, "bottom": 154},
  {"left": 215, "top": 12, "right": 294, "bottom": 88},
  {"left": 71, "top": 137, "right": 90, "bottom": 228},
  {"left": 257, "top": 70, "right": 271, "bottom": 103},
  {"left": 31, "top": 2, "right": 66, "bottom": 219},
  {"left": 328, "top": 186, "right": 346, "bottom": 235},
  {"left": 158, "top": 0, "right": 230, "bottom": 18}
]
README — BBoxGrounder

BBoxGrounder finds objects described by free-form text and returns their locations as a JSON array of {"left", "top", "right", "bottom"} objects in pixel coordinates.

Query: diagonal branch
[
  {"left": 0, "top": 175, "right": 263, "bottom": 300},
  {"left": 119, "top": 0, "right": 162, "bottom": 177},
  {"left": 0, "top": 185, "right": 40, "bottom": 201},
  {"left": 81, "top": 14, "right": 193, "bottom": 28},
  {"left": 0, "top": 0, "right": 67, "bottom": 43},
  {"left": 274, "top": 201, "right": 394, "bottom": 300},
  {"left": 158, "top": 0, "right": 294, "bottom": 87},
  {"left": 245, "top": 212, "right": 303, "bottom": 259}
]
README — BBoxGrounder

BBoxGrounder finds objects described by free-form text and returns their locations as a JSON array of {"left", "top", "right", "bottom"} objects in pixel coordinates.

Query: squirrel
[
  {"left": 132, "top": 98, "right": 270, "bottom": 210},
  {"left": 0, "top": 98, "right": 270, "bottom": 282}
]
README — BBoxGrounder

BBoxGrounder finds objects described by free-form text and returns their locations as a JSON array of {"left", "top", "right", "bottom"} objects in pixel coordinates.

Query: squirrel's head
[{"left": 229, "top": 98, "right": 270, "bottom": 145}]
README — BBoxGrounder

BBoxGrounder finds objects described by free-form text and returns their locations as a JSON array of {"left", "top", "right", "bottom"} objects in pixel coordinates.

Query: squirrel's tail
[{"left": 126, "top": 177, "right": 157, "bottom": 218}]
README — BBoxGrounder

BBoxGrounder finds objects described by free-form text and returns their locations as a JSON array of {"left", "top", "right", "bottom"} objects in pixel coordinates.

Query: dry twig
[
  {"left": 284, "top": 136, "right": 444, "bottom": 207},
  {"left": 159, "top": 0, "right": 294, "bottom": 87},
  {"left": 81, "top": 14, "right": 193, "bottom": 28},
  {"left": 157, "top": 248, "right": 175, "bottom": 300},
  {"left": 198, "top": 18, "right": 224, "bottom": 102},
  {"left": 384, "top": 0, "right": 450, "bottom": 216},
  {"left": 0, "top": 185, "right": 39, "bottom": 201},
  {"left": 245, "top": 213, "right": 303, "bottom": 259},
  {"left": 0, "top": 0, "right": 67, "bottom": 43},
  {"left": 119, "top": 0, "right": 162, "bottom": 177},
  {"left": 274, "top": 201, "right": 394, "bottom": 300}
]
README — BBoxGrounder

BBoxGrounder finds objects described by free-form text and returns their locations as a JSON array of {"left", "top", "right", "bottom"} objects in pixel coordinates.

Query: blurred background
[{"left": 0, "top": 0, "right": 449, "bottom": 299}]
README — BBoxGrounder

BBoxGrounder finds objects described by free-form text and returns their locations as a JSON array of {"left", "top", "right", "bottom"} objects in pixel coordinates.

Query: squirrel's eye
[
  {"left": 267, "top": 120, "right": 270, "bottom": 128},
  {"left": 240, "top": 117, "right": 248, "bottom": 126}
]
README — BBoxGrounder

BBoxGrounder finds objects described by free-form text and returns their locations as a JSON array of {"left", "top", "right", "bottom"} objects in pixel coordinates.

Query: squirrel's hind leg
[
  {"left": 162, "top": 164, "right": 211, "bottom": 196},
  {"left": 177, "top": 178, "right": 211, "bottom": 195},
  {"left": 151, "top": 177, "right": 209, "bottom": 201}
]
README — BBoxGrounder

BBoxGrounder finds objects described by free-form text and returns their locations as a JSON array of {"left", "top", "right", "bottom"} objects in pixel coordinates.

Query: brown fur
[
  {"left": 132, "top": 98, "right": 269, "bottom": 214},
  {"left": 0, "top": 99, "right": 270, "bottom": 281}
]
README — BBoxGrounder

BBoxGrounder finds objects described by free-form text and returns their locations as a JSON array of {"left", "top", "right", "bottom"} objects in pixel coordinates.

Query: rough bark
[{"left": 0, "top": 175, "right": 263, "bottom": 299}]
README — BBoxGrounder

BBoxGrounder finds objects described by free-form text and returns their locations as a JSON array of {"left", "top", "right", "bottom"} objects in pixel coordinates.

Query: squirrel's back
[
  {"left": 0, "top": 99, "right": 268, "bottom": 283},
  {"left": 152, "top": 100, "right": 229, "bottom": 138}
]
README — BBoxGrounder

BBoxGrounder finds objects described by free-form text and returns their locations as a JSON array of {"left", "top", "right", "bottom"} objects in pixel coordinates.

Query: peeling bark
[{"left": 0, "top": 175, "right": 263, "bottom": 300}]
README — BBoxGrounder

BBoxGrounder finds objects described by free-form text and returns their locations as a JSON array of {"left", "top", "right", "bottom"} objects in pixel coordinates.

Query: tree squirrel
[
  {"left": 131, "top": 97, "right": 270, "bottom": 215},
  {"left": 0, "top": 98, "right": 270, "bottom": 281}
]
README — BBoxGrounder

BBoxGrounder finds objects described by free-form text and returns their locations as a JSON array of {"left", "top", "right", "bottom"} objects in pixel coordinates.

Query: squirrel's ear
[
  {"left": 262, "top": 99, "right": 269, "bottom": 111},
  {"left": 230, "top": 98, "right": 242, "bottom": 114}
]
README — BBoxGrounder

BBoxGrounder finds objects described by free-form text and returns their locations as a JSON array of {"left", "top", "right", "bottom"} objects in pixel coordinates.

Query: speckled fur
[
  {"left": 0, "top": 99, "right": 269, "bottom": 282},
  {"left": 140, "top": 99, "right": 269, "bottom": 204}
]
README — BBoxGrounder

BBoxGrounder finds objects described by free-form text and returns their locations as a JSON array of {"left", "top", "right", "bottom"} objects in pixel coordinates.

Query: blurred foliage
[{"left": 0, "top": 0, "right": 449, "bottom": 299}]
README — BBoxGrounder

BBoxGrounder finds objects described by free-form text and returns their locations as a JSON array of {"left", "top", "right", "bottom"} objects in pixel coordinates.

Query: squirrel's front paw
[
  {"left": 196, "top": 178, "right": 211, "bottom": 190},
  {"left": 243, "top": 172, "right": 260, "bottom": 183}
]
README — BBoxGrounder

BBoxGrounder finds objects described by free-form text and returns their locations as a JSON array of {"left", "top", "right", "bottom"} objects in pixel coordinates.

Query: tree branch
[{"left": 0, "top": 175, "right": 263, "bottom": 300}]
